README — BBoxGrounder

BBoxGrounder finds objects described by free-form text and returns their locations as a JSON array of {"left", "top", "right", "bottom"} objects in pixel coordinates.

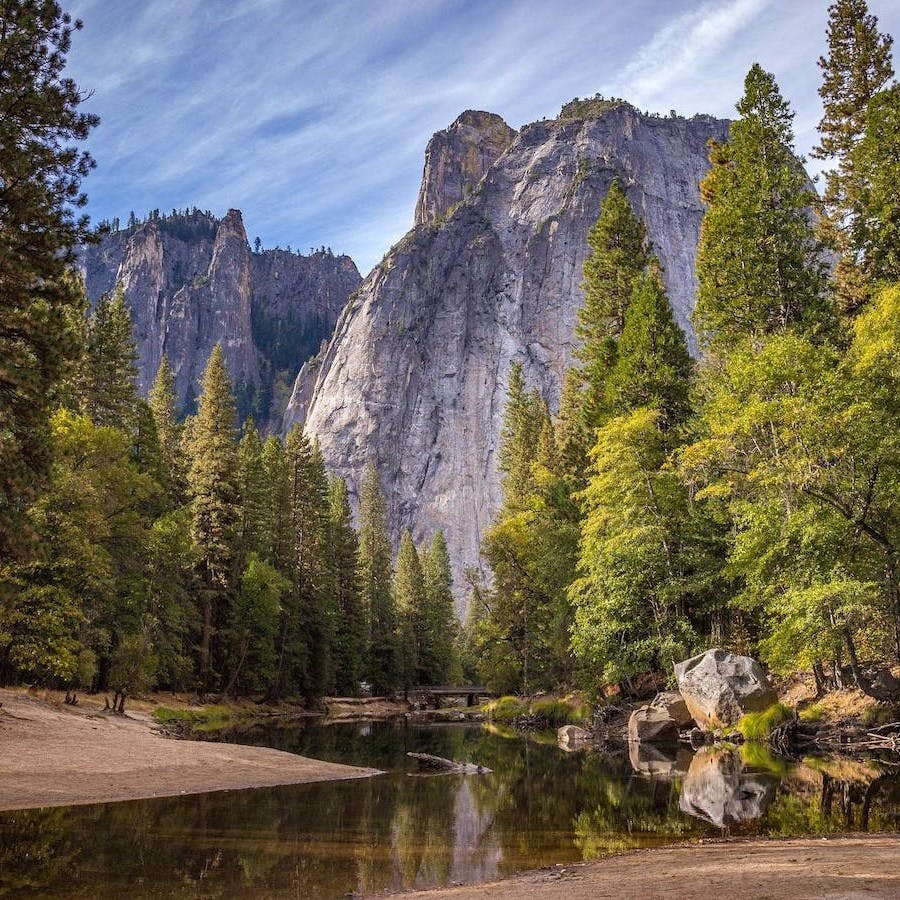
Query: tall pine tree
[
  {"left": 813, "top": 0, "right": 894, "bottom": 308},
  {"left": 694, "top": 64, "right": 830, "bottom": 352},
  {"left": 188, "top": 344, "right": 239, "bottom": 693},
  {"left": 0, "top": 1, "right": 98, "bottom": 560},
  {"left": 328, "top": 476, "right": 365, "bottom": 695},
  {"left": 149, "top": 355, "right": 184, "bottom": 504},
  {"left": 80, "top": 286, "right": 139, "bottom": 430},
  {"left": 358, "top": 465, "right": 397, "bottom": 694},
  {"left": 421, "top": 530, "right": 458, "bottom": 684},
  {"left": 393, "top": 529, "right": 425, "bottom": 691}
]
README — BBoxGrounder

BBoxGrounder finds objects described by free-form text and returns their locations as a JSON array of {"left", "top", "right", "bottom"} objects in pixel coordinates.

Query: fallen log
[{"left": 406, "top": 752, "right": 491, "bottom": 774}]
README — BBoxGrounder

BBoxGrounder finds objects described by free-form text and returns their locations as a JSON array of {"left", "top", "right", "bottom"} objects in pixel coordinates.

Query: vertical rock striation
[{"left": 299, "top": 102, "right": 730, "bottom": 610}]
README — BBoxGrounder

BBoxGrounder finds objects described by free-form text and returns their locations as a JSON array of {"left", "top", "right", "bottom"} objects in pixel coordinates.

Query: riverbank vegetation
[{"left": 467, "top": 0, "right": 900, "bottom": 703}]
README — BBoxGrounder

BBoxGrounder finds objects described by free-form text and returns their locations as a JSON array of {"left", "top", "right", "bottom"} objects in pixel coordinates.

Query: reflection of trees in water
[{"left": 2, "top": 725, "right": 900, "bottom": 897}]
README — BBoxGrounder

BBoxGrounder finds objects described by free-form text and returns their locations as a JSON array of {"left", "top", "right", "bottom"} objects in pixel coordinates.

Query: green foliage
[
  {"left": 529, "top": 696, "right": 590, "bottom": 727},
  {"left": 327, "top": 476, "right": 365, "bottom": 695},
  {"left": 736, "top": 702, "right": 794, "bottom": 740},
  {"left": 358, "top": 465, "right": 397, "bottom": 694},
  {"left": 814, "top": 0, "right": 894, "bottom": 309},
  {"left": 188, "top": 344, "right": 240, "bottom": 692},
  {"left": 225, "top": 555, "right": 286, "bottom": 696},
  {"left": 851, "top": 85, "right": 900, "bottom": 287},
  {"left": 799, "top": 702, "right": 827, "bottom": 723},
  {"left": 0, "top": 1, "right": 98, "bottom": 560},
  {"left": 393, "top": 529, "right": 425, "bottom": 690},
  {"left": 420, "top": 531, "right": 458, "bottom": 684},
  {"left": 484, "top": 695, "right": 528, "bottom": 723},
  {"left": 78, "top": 286, "right": 139, "bottom": 430},
  {"left": 694, "top": 64, "right": 830, "bottom": 352},
  {"left": 148, "top": 356, "right": 184, "bottom": 503},
  {"left": 570, "top": 408, "right": 703, "bottom": 682},
  {"left": 604, "top": 270, "right": 692, "bottom": 427}
]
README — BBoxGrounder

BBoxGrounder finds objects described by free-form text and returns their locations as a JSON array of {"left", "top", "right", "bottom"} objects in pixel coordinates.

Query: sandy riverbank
[
  {"left": 394, "top": 835, "right": 900, "bottom": 899},
  {"left": 0, "top": 688, "right": 379, "bottom": 811}
]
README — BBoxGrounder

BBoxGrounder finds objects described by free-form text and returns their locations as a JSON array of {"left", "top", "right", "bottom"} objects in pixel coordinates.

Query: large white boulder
[{"left": 674, "top": 649, "right": 777, "bottom": 729}]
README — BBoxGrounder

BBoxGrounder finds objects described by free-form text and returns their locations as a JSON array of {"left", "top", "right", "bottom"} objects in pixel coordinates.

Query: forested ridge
[
  {"left": 467, "top": 0, "right": 900, "bottom": 701},
  {"left": 1, "top": 1, "right": 898, "bottom": 705}
]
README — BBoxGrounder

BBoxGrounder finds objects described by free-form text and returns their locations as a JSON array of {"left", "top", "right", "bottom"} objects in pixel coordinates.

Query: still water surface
[{"left": 1, "top": 719, "right": 898, "bottom": 897}]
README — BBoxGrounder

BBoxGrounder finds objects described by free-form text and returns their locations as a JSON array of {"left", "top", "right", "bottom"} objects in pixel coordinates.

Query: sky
[{"left": 65, "top": 0, "right": 900, "bottom": 275}]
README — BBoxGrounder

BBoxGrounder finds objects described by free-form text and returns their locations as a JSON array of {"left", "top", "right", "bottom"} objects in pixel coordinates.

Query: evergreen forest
[{"left": 1, "top": 0, "right": 899, "bottom": 708}]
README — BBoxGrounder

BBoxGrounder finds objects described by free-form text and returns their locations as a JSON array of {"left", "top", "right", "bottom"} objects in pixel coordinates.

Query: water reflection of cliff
[{"left": 0, "top": 723, "right": 898, "bottom": 898}]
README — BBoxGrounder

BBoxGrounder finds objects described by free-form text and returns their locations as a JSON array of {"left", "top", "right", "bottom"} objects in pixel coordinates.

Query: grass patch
[
  {"left": 154, "top": 704, "right": 235, "bottom": 733},
  {"left": 861, "top": 703, "right": 898, "bottom": 727},
  {"left": 799, "top": 702, "right": 827, "bottom": 723},
  {"left": 736, "top": 703, "right": 794, "bottom": 741},
  {"left": 484, "top": 694, "right": 592, "bottom": 728},
  {"left": 483, "top": 695, "right": 528, "bottom": 724}
]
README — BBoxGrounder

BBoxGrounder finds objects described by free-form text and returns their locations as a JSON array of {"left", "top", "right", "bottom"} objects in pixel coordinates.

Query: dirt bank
[
  {"left": 393, "top": 835, "right": 900, "bottom": 898},
  {"left": 0, "top": 688, "right": 379, "bottom": 811}
]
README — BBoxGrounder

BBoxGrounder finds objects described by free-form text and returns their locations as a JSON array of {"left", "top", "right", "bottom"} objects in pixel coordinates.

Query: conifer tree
[
  {"left": 851, "top": 84, "right": 900, "bottom": 286},
  {"left": 813, "top": 0, "right": 893, "bottom": 307},
  {"left": 149, "top": 355, "right": 184, "bottom": 503},
  {"left": 393, "top": 529, "right": 425, "bottom": 690},
  {"left": 188, "top": 344, "right": 240, "bottom": 692},
  {"left": 575, "top": 178, "right": 650, "bottom": 429},
  {"left": 237, "top": 419, "right": 267, "bottom": 561},
  {"left": 497, "top": 362, "right": 545, "bottom": 509},
  {"left": 421, "top": 530, "right": 458, "bottom": 684},
  {"left": 605, "top": 270, "right": 692, "bottom": 427},
  {"left": 279, "top": 426, "right": 331, "bottom": 700},
  {"left": 261, "top": 435, "right": 293, "bottom": 573},
  {"left": 694, "top": 65, "right": 829, "bottom": 352},
  {"left": 328, "top": 476, "right": 365, "bottom": 695},
  {"left": 358, "top": 465, "right": 397, "bottom": 693},
  {"left": 0, "top": 1, "right": 98, "bottom": 560},
  {"left": 79, "top": 286, "right": 139, "bottom": 430},
  {"left": 578, "top": 179, "right": 650, "bottom": 344}
]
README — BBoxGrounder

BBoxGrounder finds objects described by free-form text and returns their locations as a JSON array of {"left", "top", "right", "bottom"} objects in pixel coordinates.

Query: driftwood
[
  {"left": 788, "top": 718, "right": 900, "bottom": 754},
  {"left": 406, "top": 752, "right": 491, "bottom": 774}
]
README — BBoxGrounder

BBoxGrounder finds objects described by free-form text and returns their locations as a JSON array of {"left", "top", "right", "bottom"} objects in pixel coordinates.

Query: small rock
[
  {"left": 628, "top": 706, "right": 679, "bottom": 744},
  {"left": 557, "top": 724, "right": 590, "bottom": 751},
  {"left": 648, "top": 690, "right": 695, "bottom": 729}
]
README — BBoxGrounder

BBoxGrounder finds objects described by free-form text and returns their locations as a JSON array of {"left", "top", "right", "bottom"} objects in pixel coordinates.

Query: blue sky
[{"left": 66, "top": 0, "right": 900, "bottom": 274}]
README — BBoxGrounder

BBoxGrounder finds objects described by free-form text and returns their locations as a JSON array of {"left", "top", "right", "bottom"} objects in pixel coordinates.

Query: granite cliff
[
  {"left": 79, "top": 209, "right": 361, "bottom": 425},
  {"left": 291, "top": 101, "right": 730, "bottom": 608}
]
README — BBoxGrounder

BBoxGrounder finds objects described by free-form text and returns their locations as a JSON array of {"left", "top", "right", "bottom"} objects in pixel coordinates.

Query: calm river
[{"left": 1, "top": 720, "right": 898, "bottom": 897}]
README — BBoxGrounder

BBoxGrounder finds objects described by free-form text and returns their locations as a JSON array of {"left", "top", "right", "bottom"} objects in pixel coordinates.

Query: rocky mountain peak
[
  {"left": 78, "top": 209, "right": 360, "bottom": 427},
  {"left": 302, "top": 103, "right": 730, "bottom": 609},
  {"left": 414, "top": 109, "right": 517, "bottom": 226}
]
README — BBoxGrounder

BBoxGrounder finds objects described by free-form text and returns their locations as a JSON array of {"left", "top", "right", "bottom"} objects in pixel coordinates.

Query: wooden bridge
[{"left": 408, "top": 685, "right": 495, "bottom": 707}]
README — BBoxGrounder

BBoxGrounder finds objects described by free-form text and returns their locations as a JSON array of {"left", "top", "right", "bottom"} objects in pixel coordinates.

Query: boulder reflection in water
[{"left": 679, "top": 748, "right": 777, "bottom": 827}]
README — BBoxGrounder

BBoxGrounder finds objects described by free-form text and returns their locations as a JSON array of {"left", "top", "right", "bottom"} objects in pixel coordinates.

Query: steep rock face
[
  {"left": 415, "top": 110, "right": 517, "bottom": 226},
  {"left": 79, "top": 210, "right": 360, "bottom": 423},
  {"left": 299, "top": 103, "right": 728, "bottom": 609}
]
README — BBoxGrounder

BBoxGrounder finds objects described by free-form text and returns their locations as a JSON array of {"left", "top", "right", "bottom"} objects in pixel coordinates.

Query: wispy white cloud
[
  {"left": 63, "top": 0, "right": 900, "bottom": 273},
  {"left": 619, "top": 0, "right": 773, "bottom": 103}
]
